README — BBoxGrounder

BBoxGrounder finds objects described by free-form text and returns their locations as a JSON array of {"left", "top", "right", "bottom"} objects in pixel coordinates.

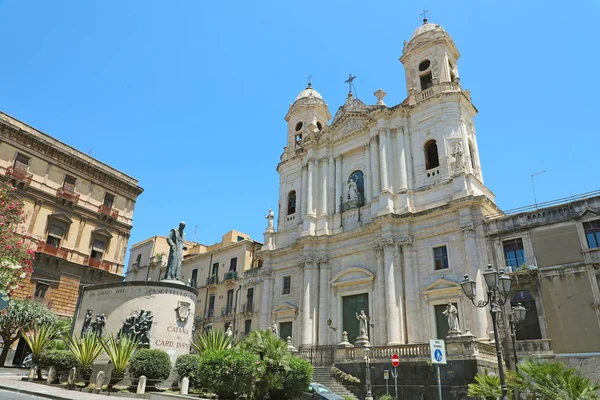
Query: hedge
[
  {"left": 129, "top": 349, "right": 172, "bottom": 381},
  {"left": 175, "top": 354, "right": 202, "bottom": 388}
]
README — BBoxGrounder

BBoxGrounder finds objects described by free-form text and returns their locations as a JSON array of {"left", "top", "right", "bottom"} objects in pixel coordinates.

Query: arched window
[
  {"left": 287, "top": 191, "right": 296, "bottom": 215},
  {"left": 468, "top": 141, "right": 476, "bottom": 170},
  {"left": 348, "top": 170, "right": 365, "bottom": 205},
  {"left": 424, "top": 140, "right": 439, "bottom": 170},
  {"left": 511, "top": 291, "right": 542, "bottom": 340}
]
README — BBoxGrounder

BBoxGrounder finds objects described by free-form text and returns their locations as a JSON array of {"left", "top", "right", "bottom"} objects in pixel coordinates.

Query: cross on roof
[
  {"left": 345, "top": 74, "right": 356, "bottom": 95},
  {"left": 421, "top": 9, "right": 429, "bottom": 24},
  {"left": 307, "top": 74, "right": 313, "bottom": 88}
]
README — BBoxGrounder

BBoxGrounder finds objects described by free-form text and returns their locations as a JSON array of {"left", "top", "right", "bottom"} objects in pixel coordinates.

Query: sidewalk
[{"left": 0, "top": 375, "right": 120, "bottom": 400}]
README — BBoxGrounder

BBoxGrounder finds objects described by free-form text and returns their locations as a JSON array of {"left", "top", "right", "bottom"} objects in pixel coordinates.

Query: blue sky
[{"left": 1, "top": 1, "right": 599, "bottom": 264}]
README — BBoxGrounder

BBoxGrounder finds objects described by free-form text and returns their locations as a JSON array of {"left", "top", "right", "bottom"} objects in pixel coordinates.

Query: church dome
[
  {"left": 294, "top": 86, "right": 323, "bottom": 102},
  {"left": 411, "top": 22, "right": 445, "bottom": 40}
]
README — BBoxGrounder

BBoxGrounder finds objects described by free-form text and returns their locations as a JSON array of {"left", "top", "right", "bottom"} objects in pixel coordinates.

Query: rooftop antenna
[
  {"left": 307, "top": 74, "right": 313, "bottom": 88},
  {"left": 345, "top": 73, "right": 357, "bottom": 98},
  {"left": 531, "top": 170, "right": 546, "bottom": 209},
  {"left": 421, "top": 9, "right": 429, "bottom": 24},
  {"left": 87, "top": 149, "right": 92, "bottom": 155},
  {"left": 194, "top": 224, "right": 198, "bottom": 242}
]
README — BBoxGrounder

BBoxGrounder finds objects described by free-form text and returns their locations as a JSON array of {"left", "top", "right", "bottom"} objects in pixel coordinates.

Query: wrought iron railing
[
  {"left": 98, "top": 204, "right": 119, "bottom": 219},
  {"left": 56, "top": 187, "right": 80, "bottom": 204},
  {"left": 224, "top": 271, "right": 237, "bottom": 281},
  {"left": 5, "top": 166, "right": 32, "bottom": 184}
]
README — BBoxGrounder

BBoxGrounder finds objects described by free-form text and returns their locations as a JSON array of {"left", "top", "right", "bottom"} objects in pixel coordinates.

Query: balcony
[
  {"left": 411, "top": 81, "right": 463, "bottom": 105},
  {"left": 37, "top": 242, "right": 69, "bottom": 259},
  {"left": 56, "top": 187, "right": 80, "bottom": 205},
  {"left": 206, "top": 276, "right": 219, "bottom": 286},
  {"left": 224, "top": 271, "right": 237, "bottom": 282},
  {"left": 242, "top": 302, "right": 253, "bottom": 314},
  {"left": 244, "top": 267, "right": 262, "bottom": 277},
  {"left": 221, "top": 306, "right": 234, "bottom": 317},
  {"left": 204, "top": 309, "right": 215, "bottom": 319},
  {"left": 98, "top": 204, "right": 119, "bottom": 220},
  {"left": 515, "top": 339, "right": 553, "bottom": 357},
  {"left": 5, "top": 166, "right": 32, "bottom": 185},
  {"left": 84, "top": 256, "right": 118, "bottom": 274},
  {"left": 583, "top": 248, "right": 600, "bottom": 264}
]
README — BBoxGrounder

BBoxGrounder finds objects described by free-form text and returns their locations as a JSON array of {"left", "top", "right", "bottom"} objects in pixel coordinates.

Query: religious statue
[
  {"left": 356, "top": 310, "right": 369, "bottom": 337},
  {"left": 164, "top": 222, "right": 188, "bottom": 281},
  {"left": 265, "top": 209, "right": 275, "bottom": 231},
  {"left": 118, "top": 310, "right": 153, "bottom": 345},
  {"left": 452, "top": 142, "right": 464, "bottom": 171},
  {"left": 225, "top": 325, "right": 233, "bottom": 338},
  {"left": 348, "top": 178, "right": 358, "bottom": 201},
  {"left": 81, "top": 310, "right": 93, "bottom": 336},
  {"left": 443, "top": 302, "right": 461, "bottom": 335},
  {"left": 269, "top": 320, "right": 278, "bottom": 336},
  {"left": 90, "top": 313, "right": 106, "bottom": 338}
]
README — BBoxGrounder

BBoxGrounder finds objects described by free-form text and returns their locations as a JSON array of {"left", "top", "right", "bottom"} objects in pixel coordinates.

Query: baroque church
[{"left": 258, "top": 19, "right": 500, "bottom": 347}]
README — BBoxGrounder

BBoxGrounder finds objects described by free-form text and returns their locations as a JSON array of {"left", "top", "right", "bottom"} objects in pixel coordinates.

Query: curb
[{"left": 0, "top": 384, "right": 73, "bottom": 400}]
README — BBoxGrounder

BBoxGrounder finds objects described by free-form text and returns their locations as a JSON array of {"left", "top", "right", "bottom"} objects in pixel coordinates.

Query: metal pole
[
  {"left": 509, "top": 315, "right": 519, "bottom": 374},
  {"left": 386, "top": 374, "right": 389, "bottom": 396},
  {"left": 491, "top": 307, "right": 509, "bottom": 400},
  {"left": 394, "top": 367, "right": 398, "bottom": 400},
  {"left": 436, "top": 364, "right": 443, "bottom": 400},
  {"left": 365, "top": 349, "right": 373, "bottom": 400}
]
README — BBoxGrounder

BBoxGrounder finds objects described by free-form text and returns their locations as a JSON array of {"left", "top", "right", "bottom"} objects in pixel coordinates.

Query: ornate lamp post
[
  {"left": 507, "top": 303, "right": 527, "bottom": 373},
  {"left": 364, "top": 348, "right": 373, "bottom": 400},
  {"left": 460, "top": 265, "right": 512, "bottom": 400}
]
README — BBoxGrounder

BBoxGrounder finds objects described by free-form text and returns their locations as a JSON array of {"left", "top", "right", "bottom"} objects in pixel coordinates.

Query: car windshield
[{"left": 314, "top": 384, "right": 332, "bottom": 393}]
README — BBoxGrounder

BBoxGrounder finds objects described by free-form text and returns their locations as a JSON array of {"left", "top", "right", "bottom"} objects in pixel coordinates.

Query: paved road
[{"left": 0, "top": 389, "right": 48, "bottom": 399}]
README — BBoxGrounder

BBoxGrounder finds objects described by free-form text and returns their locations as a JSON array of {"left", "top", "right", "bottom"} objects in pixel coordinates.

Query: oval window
[
  {"left": 295, "top": 122, "right": 303, "bottom": 132},
  {"left": 419, "top": 60, "right": 431, "bottom": 71},
  {"left": 316, "top": 121, "right": 323, "bottom": 131}
]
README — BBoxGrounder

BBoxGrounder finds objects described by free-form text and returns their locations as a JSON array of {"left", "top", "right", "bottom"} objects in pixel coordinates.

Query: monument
[{"left": 72, "top": 221, "right": 198, "bottom": 368}]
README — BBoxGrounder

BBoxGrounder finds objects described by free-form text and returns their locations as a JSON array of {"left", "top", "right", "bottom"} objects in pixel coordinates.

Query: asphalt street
[{"left": 0, "top": 389, "right": 48, "bottom": 399}]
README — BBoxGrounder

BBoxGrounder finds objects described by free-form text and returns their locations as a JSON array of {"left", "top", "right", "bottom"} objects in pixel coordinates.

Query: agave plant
[
  {"left": 99, "top": 335, "right": 139, "bottom": 388},
  {"left": 190, "top": 329, "right": 234, "bottom": 354},
  {"left": 467, "top": 370, "right": 509, "bottom": 400},
  {"left": 21, "top": 323, "right": 60, "bottom": 379},
  {"left": 66, "top": 333, "right": 103, "bottom": 385}
]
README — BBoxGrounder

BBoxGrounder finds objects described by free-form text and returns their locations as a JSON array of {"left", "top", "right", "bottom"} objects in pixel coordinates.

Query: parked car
[
  {"left": 21, "top": 353, "right": 32, "bottom": 369},
  {"left": 302, "top": 382, "right": 345, "bottom": 400}
]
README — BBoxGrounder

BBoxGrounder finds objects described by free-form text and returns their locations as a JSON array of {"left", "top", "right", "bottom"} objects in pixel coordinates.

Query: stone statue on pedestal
[
  {"left": 269, "top": 320, "right": 278, "bottom": 337},
  {"left": 354, "top": 310, "right": 370, "bottom": 347},
  {"left": 452, "top": 142, "right": 464, "bottom": 171},
  {"left": 348, "top": 178, "right": 358, "bottom": 201},
  {"left": 265, "top": 209, "right": 275, "bottom": 231},
  {"left": 164, "top": 222, "right": 188, "bottom": 281},
  {"left": 443, "top": 302, "right": 461, "bottom": 336}
]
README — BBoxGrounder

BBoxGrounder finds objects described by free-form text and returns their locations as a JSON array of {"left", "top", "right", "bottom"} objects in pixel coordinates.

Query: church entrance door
[{"left": 342, "top": 293, "right": 369, "bottom": 343}]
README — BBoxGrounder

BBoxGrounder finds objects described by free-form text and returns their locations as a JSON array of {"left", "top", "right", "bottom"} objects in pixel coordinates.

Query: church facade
[{"left": 259, "top": 20, "right": 501, "bottom": 347}]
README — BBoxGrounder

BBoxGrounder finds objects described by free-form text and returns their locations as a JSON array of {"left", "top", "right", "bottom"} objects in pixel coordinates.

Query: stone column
[
  {"left": 393, "top": 241, "right": 407, "bottom": 344},
  {"left": 400, "top": 238, "right": 420, "bottom": 342},
  {"left": 260, "top": 268, "right": 273, "bottom": 328},
  {"left": 383, "top": 240, "right": 402, "bottom": 345},
  {"left": 301, "top": 257, "right": 316, "bottom": 345},
  {"left": 375, "top": 245, "right": 388, "bottom": 345},
  {"left": 364, "top": 143, "right": 372, "bottom": 202},
  {"left": 396, "top": 128, "right": 408, "bottom": 190},
  {"left": 335, "top": 155, "right": 343, "bottom": 213},
  {"left": 320, "top": 158, "right": 329, "bottom": 217},
  {"left": 379, "top": 130, "right": 390, "bottom": 192},
  {"left": 299, "top": 163, "right": 306, "bottom": 218},
  {"left": 370, "top": 135, "right": 380, "bottom": 195},
  {"left": 317, "top": 257, "right": 331, "bottom": 344},
  {"left": 403, "top": 131, "right": 414, "bottom": 190},
  {"left": 328, "top": 156, "right": 335, "bottom": 215},
  {"left": 460, "top": 223, "right": 488, "bottom": 338},
  {"left": 306, "top": 160, "right": 315, "bottom": 217}
]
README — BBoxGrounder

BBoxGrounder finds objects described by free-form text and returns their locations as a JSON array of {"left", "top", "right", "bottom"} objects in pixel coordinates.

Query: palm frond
[
  {"left": 100, "top": 335, "right": 139, "bottom": 374},
  {"left": 21, "top": 323, "right": 60, "bottom": 357},
  {"left": 190, "top": 329, "right": 234, "bottom": 354},
  {"left": 67, "top": 333, "right": 103, "bottom": 368}
]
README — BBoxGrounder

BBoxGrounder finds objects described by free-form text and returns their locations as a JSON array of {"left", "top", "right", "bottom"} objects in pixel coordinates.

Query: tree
[
  {"left": 0, "top": 299, "right": 56, "bottom": 365},
  {"left": 468, "top": 370, "right": 510, "bottom": 400},
  {"left": 0, "top": 180, "right": 35, "bottom": 300}
]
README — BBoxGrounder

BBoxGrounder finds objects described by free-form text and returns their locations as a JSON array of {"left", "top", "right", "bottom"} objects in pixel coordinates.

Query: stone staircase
[{"left": 312, "top": 366, "right": 360, "bottom": 399}]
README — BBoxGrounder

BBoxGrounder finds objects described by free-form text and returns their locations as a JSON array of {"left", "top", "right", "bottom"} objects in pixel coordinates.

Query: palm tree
[
  {"left": 99, "top": 335, "right": 139, "bottom": 389},
  {"left": 468, "top": 370, "right": 510, "bottom": 400},
  {"left": 190, "top": 329, "right": 234, "bottom": 354},
  {"left": 21, "top": 323, "right": 60, "bottom": 380},
  {"left": 66, "top": 334, "right": 103, "bottom": 386}
]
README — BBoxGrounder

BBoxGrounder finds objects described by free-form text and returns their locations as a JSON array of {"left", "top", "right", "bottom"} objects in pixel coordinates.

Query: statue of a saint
[
  {"left": 225, "top": 325, "right": 233, "bottom": 338},
  {"left": 164, "top": 222, "right": 188, "bottom": 280},
  {"left": 442, "top": 302, "right": 461, "bottom": 334},
  {"left": 348, "top": 178, "right": 358, "bottom": 201},
  {"left": 81, "top": 310, "right": 93, "bottom": 336},
  {"left": 91, "top": 313, "right": 106, "bottom": 338},
  {"left": 452, "top": 142, "right": 464, "bottom": 171},
  {"left": 265, "top": 209, "right": 275, "bottom": 231},
  {"left": 356, "top": 310, "right": 369, "bottom": 337},
  {"left": 270, "top": 320, "right": 278, "bottom": 336}
]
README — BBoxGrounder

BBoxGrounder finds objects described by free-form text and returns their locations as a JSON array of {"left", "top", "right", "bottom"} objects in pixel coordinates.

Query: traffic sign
[
  {"left": 384, "top": 370, "right": 389, "bottom": 380},
  {"left": 429, "top": 339, "right": 447, "bottom": 365},
  {"left": 391, "top": 353, "right": 400, "bottom": 367}
]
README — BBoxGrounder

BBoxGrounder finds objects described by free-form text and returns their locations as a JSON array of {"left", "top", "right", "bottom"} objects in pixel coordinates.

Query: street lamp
[
  {"left": 507, "top": 303, "right": 527, "bottom": 373},
  {"left": 364, "top": 348, "right": 373, "bottom": 400},
  {"left": 460, "top": 265, "right": 512, "bottom": 400}
]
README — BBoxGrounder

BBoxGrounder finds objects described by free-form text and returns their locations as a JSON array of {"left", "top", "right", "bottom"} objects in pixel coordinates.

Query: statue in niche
[
  {"left": 81, "top": 310, "right": 93, "bottom": 336},
  {"left": 265, "top": 209, "right": 274, "bottom": 231},
  {"left": 452, "top": 142, "right": 464, "bottom": 171},
  {"left": 443, "top": 302, "right": 461, "bottom": 334},
  {"left": 347, "top": 177, "right": 358, "bottom": 201},
  {"left": 164, "top": 222, "right": 188, "bottom": 281},
  {"left": 90, "top": 313, "right": 106, "bottom": 338}
]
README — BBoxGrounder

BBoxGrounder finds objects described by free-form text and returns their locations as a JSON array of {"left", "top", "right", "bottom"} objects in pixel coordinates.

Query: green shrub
[
  {"left": 38, "top": 350, "right": 78, "bottom": 372},
  {"left": 269, "top": 356, "right": 313, "bottom": 400},
  {"left": 175, "top": 354, "right": 202, "bottom": 388},
  {"left": 130, "top": 349, "right": 172, "bottom": 381},
  {"left": 199, "top": 349, "right": 261, "bottom": 399},
  {"left": 379, "top": 395, "right": 392, "bottom": 400}
]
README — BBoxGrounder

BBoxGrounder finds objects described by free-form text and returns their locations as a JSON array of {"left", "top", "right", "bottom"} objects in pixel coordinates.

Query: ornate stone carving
[
  {"left": 369, "top": 134, "right": 379, "bottom": 144},
  {"left": 374, "top": 89, "right": 387, "bottom": 106},
  {"left": 395, "top": 236, "right": 414, "bottom": 246},
  {"left": 176, "top": 301, "right": 191, "bottom": 323},
  {"left": 317, "top": 255, "right": 330, "bottom": 264},
  {"left": 459, "top": 223, "right": 476, "bottom": 234},
  {"left": 300, "top": 255, "right": 314, "bottom": 264},
  {"left": 341, "top": 120, "right": 364, "bottom": 135}
]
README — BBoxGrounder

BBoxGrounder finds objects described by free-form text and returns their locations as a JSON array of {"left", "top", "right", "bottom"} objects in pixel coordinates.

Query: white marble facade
[{"left": 260, "top": 21, "right": 499, "bottom": 347}]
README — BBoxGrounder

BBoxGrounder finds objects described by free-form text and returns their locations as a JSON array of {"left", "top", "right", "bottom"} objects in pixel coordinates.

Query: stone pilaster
[
  {"left": 301, "top": 256, "right": 317, "bottom": 345},
  {"left": 364, "top": 143, "right": 372, "bottom": 202},
  {"left": 260, "top": 267, "right": 274, "bottom": 329},
  {"left": 319, "top": 158, "right": 329, "bottom": 217},
  {"left": 27, "top": 199, "right": 43, "bottom": 234},
  {"left": 334, "top": 155, "right": 343, "bottom": 214},
  {"left": 369, "top": 135, "right": 380, "bottom": 195},
  {"left": 382, "top": 238, "right": 403, "bottom": 345},
  {"left": 374, "top": 243, "right": 388, "bottom": 345},
  {"left": 317, "top": 256, "right": 331, "bottom": 345},
  {"left": 306, "top": 159, "right": 315, "bottom": 217},
  {"left": 460, "top": 222, "right": 488, "bottom": 339}
]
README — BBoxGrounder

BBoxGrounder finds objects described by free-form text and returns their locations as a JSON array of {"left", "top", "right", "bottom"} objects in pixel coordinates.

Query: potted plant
[
  {"left": 100, "top": 335, "right": 139, "bottom": 389},
  {"left": 67, "top": 333, "right": 103, "bottom": 386}
]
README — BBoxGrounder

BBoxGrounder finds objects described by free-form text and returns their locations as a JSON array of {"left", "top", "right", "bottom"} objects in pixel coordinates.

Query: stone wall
[{"left": 556, "top": 354, "right": 600, "bottom": 382}]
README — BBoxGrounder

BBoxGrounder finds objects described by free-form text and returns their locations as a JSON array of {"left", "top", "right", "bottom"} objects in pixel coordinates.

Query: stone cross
[
  {"left": 181, "top": 377, "right": 189, "bottom": 395},
  {"left": 67, "top": 367, "right": 76, "bottom": 389},
  {"left": 46, "top": 366, "right": 56, "bottom": 384},
  {"left": 345, "top": 74, "right": 356, "bottom": 95},
  {"left": 136, "top": 375, "right": 147, "bottom": 394},
  {"left": 421, "top": 9, "right": 429, "bottom": 23},
  {"left": 95, "top": 370, "right": 105, "bottom": 390}
]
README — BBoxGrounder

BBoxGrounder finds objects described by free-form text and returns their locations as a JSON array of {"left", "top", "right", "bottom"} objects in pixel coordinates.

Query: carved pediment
[
  {"left": 423, "top": 277, "right": 462, "bottom": 297},
  {"left": 273, "top": 301, "right": 299, "bottom": 318},
  {"left": 579, "top": 207, "right": 600, "bottom": 219},
  {"left": 331, "top": 267, "right": 375, "bottom": 288},
  {"left": 92, "top": 227, "right": 113, "bottom": 238}
]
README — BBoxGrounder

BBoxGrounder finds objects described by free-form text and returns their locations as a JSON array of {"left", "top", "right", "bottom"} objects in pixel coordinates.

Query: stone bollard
[
  {"left": 46, "top": 366, "right": 56, "bottom": 384},
  {"left": 95, "top": 370, "right": 105, "bottom": 391},
  {"left": 136, "top": 375, "right": 147, "bottom": 394},
  {"left": 27, "top": 366, "right": 36, "bottom": 381},
  {"left": 67, "top": 367, "right": 76, "bottom": 389},
  {"left": 180, "top": 377, "right": 189, "bottom": 395}
]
